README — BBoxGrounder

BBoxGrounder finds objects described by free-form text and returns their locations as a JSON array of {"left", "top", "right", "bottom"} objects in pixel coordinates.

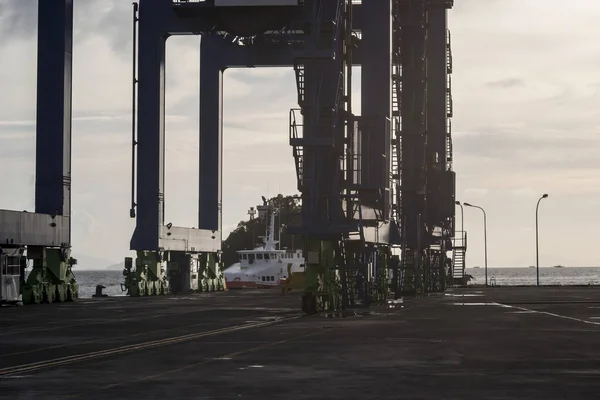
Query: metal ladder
[
  {"left": 452, "top": 231, "right": 467, "bottom": 280},
  {"left": 289, "top": 109, "right": 306, "bottom": 192},
  {"left": 446, "top": 29, "right": 454, "bottom": 119}
]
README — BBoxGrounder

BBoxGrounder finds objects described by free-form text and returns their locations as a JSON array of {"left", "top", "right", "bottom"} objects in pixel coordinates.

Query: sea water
[
  {"left": 70, "top": 267, "right": 600, "bottom": 299},
  {"left": 467, "top": 266, "right": 599, "bottom": 286}
]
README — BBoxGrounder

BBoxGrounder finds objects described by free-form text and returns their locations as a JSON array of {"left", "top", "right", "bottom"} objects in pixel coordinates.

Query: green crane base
[
  {"left": 122, "top": 251, "right": 168, "bottom": 297},
  {"left": 195, "top": 252, "right": 227, "bottom": 293},
  {"left": 21, "top": 247, "right": 79, "bottom": 305},
  {"left": 300, "top": 240, "right": 394, "bottom": 314},
  {"left": 123, "top": 251, "right": 227, "bottom": 297},
  {"left": 301, "top": 239, "right": 341, "bottom": 315}
]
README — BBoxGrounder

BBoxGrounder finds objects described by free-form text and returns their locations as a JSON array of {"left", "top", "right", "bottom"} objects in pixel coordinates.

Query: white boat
[{"left": 224, "top": 201, "right": 305, "bottom": 289}]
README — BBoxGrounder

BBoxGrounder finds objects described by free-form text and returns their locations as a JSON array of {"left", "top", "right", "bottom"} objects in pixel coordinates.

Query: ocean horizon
[{"left": 67, "top": 266, "right": 600, "bottom": 299}]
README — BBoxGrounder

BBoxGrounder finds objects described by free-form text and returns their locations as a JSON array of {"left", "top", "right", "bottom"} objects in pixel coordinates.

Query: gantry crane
[
  {"left": 125, "top": 0, "right": 458, "bottom": 312},
  {"left": 3, "top": 0, "right": 460, "bottom": 309}
]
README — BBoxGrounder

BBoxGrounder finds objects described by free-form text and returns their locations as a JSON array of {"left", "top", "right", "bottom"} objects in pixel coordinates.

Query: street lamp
[
  {"left": 455, "top": 200, "right": 464, "bottom": 236},
  {"left": 536, "top": 194, "right": 549, "bottom": 287},
  {"left": 464, "top": 202, "right": 487, "bottom": 287}
]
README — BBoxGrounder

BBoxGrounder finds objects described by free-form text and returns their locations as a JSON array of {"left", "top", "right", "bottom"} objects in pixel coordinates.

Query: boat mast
[{"left": 257, "top": 198, "right": 279, "bottom": 251}]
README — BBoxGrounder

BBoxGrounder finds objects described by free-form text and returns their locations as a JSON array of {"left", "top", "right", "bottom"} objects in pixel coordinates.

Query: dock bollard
[{"left": 92, "top": 284, "right": 108, "bottom": 298}]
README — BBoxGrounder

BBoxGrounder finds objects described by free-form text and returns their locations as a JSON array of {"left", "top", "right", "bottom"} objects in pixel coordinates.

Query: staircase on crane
[{"left": 452, "top": 230, "right": 467, "bottom": 281}]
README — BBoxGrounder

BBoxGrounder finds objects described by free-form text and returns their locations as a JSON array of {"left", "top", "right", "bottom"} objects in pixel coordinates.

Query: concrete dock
[{"left": 1, "top": 286, "right": 599, "bottom": 399}]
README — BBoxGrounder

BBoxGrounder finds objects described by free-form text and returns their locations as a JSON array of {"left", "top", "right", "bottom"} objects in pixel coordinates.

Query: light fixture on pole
[
  {"left": 536, "top": 194, "right": 548, "bottom": 287},
  {"left": 455, "top": 200, "right": 464, "bottom": 235},
  {"left": 464, "top": 202, "right": 487, "bottom": 287}
]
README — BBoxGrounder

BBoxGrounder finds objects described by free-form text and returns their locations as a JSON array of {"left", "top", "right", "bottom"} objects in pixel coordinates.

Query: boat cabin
[{"left": 237, "top": 249, "right": 303, "bottom": 269}]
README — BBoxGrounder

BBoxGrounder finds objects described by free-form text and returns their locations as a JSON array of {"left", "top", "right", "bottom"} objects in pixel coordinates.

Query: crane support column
[
  {"left": 125, "top": 9, "right": 170, "bottom": 296},
  {"left": 357, "top": 0, "right": 393, "bottom": 307},
  {"left": 298, "top": 0, "right": 346, "bottom": 314},
  {"left": 288, "top": 0, "right": 395, "bottom": 314},
  {"left": 361, "top": 1, "right": 392, "bottom": 197},
  {"left": 425, "top": 0, "right": 455, "bottom": 291},
  {"left": 398, "top": 0, "right": 428, "bottom": 295},
  {"left": 30, "top": 0, "right": 78, "bottom": 304},
  {"left": 199, "top": 36, "right": 224, "bottom": 235},
  {"left": 130, "top": 11, "right": 168, "bottom": 252},
  {"left": 125, "top": 2, "right": 219, "bottom": 297},
  {"left": 0, "top": 0, "right": 78, "bottom": 305},
  {"left": 193, "top": 36, "right": 226, "bottom": 292},
  {"left": 36, "top": 0, "right": 73, "bottom": 221}
]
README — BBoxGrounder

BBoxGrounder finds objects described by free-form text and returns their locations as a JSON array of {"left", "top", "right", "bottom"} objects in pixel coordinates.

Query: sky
[{"left": 0, "top": 0, "right": 599, "bottom": 269}]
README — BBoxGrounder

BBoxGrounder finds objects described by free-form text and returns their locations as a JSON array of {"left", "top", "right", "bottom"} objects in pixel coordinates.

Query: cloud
[
  {"left": 485, "top": 78, "right": 524, "bottom": 89},
  {"left": 462, "top": 188, "right": 488, "bottom": 199},
  {"left": 454, "top": 131, "right": 599, "bottom": 169},
  {"left": 509, "top": 188, "right": 539, "bottom": 198},
  {"left": 0, "top": 1, "right": 37, "bottom": 42}
]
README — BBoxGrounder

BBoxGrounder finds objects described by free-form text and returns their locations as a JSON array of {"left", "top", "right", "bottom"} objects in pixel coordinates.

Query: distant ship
[{"left": 223, "top": 200, "right": 305, "bottom": 289}]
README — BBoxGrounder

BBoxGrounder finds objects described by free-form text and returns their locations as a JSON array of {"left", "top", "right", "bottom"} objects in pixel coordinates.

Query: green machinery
[
  {"left": 301, "top": 238, "right": 391, "bottom": 315},
  {"left": 122, "top": 251, "right": 226, "bottom": 297},
  {"left": 186, "top": 252, "right": 227, "bottom": 293},
  {"left": 288, "top": 0, "right": 400, "bottom": 315},
  {"left": 0, "top": 211, "right": 80, "bottom": 306},
  {"left": 301, "top": 235, "right": 450, "bottom": 314},
  {"left": 20, "top": 246, "right": 79, "bottom": 305},
  {"left": 122, "top": 251, "right": 168, "bottom": 297},
  {"left": 398, "top": 247, "right": 449, "bottom": 297},
  {"left": 301, "top": 239, "right": 340, "bottom": 314}
]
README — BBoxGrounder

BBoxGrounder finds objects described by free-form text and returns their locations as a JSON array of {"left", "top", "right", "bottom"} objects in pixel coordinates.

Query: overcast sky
[{"left": 1, "top": 0, "right": 599, "bottom": 269}]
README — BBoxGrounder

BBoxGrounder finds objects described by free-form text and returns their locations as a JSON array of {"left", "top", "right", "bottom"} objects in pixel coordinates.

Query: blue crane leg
[
  {"left": 35, "top": 0, "right": 73, "bottom": 223},
  {"left": 198, "top": 36, "right": 225, "bottom": 231},
  {"left": 426, "top": 5, "right": 455, "bottom": 226},
  {"left": 130, "top": 21, "right": 166, "bottom": 251},
  {"left": 360, "top": 0, "right": 392, "bottom": 207},
  {"left": 426, "top": 6, "right": 447, "bottom": 170}
]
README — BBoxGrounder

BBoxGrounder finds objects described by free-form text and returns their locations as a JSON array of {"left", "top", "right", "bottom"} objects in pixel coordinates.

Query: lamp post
[
  {"left": 464, "top": 202, "right": 487, "bottom": 287},
  {"left": 536, "top": 194, "right": 548, "bottom": 287},
  {"left": 455, "top": 200, "right": 464, "bottom": 236}
]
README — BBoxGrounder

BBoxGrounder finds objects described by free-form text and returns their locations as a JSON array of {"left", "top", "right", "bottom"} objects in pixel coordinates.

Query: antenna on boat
[{"left": 256, "top": 196, "right": 279, "bottom": 251}]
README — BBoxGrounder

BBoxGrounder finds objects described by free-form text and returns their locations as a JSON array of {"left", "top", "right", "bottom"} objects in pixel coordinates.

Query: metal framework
[
  {"left": 123, "top": 0, "right": 370, "bottom": 296},
  {"left": 394, "top": 0, "right": 456, "bottom": 296},
  {"left": 287, "top": 0, "right": 395, "bottom": 313},
  {"left": 3, "top": 0, "right": 459, "bottom": 308}
]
